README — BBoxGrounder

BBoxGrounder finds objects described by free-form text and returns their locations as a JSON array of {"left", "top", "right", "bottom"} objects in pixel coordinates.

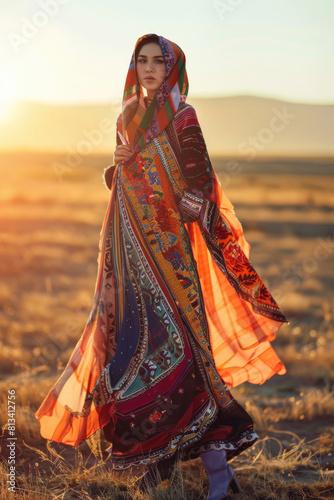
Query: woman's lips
[{"left": 145, "top": 77, "right": 155, "bottom": 81}]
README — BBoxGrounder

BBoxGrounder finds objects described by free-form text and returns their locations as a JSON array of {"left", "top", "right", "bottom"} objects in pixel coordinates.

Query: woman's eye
[{"left": 138, "top": 59, "right": 165, "bottom": 64}]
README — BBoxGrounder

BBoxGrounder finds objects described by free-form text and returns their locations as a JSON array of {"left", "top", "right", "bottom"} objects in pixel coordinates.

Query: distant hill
[{"left": 1, "top": 95, "right": 333, "bottom": 157}]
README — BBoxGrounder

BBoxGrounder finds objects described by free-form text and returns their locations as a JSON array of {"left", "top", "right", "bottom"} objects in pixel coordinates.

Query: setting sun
[{"left": 0, "top": 70, "right": 17, "bottom": 120}]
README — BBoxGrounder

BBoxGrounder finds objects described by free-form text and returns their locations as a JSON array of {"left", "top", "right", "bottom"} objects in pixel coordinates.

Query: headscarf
[{"left": 119, "top": 34, "right": 189, "bottom": 153}]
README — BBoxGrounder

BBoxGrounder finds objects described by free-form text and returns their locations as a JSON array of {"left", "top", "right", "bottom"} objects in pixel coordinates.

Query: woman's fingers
[
  {"left": 114, "top": 145, "right": 134, "bottom": 164},
  {"left": 116, "top": 144, "right": 133, "bottom": 153},
  {"left": 115, "top": 154, "right": 132, "bottom": 164},
  {"left": 116, "top": 152, "right": 132, "bottom": 159}
]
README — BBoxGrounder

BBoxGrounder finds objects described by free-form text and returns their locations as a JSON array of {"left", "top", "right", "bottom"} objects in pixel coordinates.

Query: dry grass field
[{"left": 0, "top": 151, "right": 333, "bottom": 499}]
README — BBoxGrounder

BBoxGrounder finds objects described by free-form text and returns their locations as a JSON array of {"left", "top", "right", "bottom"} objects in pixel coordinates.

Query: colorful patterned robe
[{"left": 35, "top": 101, "right": 288, "bottom": 470}]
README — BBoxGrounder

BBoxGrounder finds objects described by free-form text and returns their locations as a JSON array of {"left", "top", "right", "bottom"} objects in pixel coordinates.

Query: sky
[{"left": 1, "top": 0, "right": 334, "bottom": 112}]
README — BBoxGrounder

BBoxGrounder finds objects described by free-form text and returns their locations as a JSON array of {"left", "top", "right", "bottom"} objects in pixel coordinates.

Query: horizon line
[{"left": 7, "top": 92, "right": 334, "bottom": 107}]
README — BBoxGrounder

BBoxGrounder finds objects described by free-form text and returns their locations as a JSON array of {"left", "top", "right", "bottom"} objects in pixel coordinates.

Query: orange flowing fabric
[{"left": 186, "top": 168, "right": 287, "bottom": 388}]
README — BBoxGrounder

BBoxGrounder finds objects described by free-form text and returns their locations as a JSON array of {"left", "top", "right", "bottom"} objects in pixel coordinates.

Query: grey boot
[{"left": 200, "top": 449, "right": 242, "bottom": 500}]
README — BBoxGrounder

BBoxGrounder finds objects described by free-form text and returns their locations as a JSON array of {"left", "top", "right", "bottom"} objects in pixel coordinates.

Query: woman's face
[{"left": 136, "top": 42, "right": 167, "bottom": 99}]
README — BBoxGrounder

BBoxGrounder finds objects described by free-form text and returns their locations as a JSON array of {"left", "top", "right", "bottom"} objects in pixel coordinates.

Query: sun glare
[{"left": 0, "top": 71, "right": 18, "bottom": 121}]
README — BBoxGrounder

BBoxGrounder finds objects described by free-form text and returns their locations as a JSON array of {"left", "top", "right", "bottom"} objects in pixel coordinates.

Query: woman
[{"left": 35, "top": 34, "right": 289, "bottom": 499}]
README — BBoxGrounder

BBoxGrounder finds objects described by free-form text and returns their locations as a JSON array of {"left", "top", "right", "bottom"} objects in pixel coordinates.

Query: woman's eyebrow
[{"left": 138, "top": 54, "right": 164, "bottom": 58}]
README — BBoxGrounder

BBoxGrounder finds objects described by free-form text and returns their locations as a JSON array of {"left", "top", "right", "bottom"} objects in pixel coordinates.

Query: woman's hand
[{"left": 113, "top": 144, "right": 133, "bottom": 165}]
